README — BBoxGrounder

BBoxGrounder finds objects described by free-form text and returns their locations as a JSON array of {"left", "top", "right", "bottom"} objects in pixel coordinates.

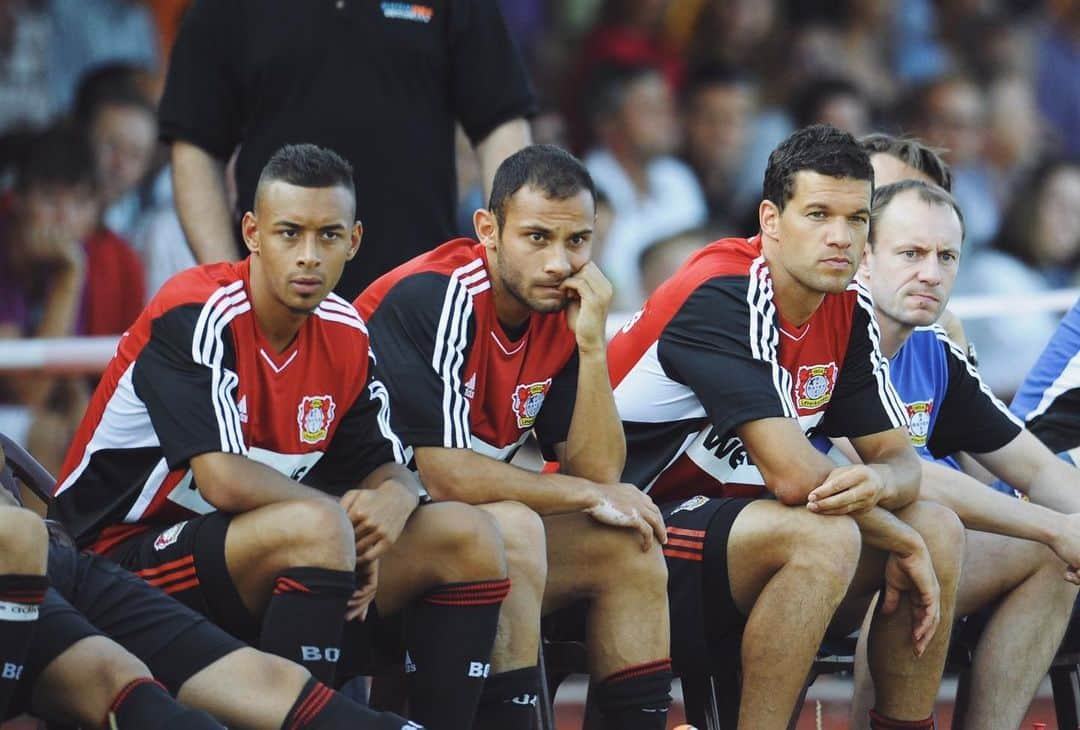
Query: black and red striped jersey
[
  {"left": 52, "top": 259, "right": 405, "bottom": 553},
  {"left": 608, "top": 235, "right": 908, "bottom": 502},
  {"left": 355, "top": 238, "right": 578, "bottom": 463}
]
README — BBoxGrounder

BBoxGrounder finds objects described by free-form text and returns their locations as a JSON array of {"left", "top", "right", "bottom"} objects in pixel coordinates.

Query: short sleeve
[
  {"left": 448, "top": 0, "right": 536, "bottom": 143},
  {"left": 364, "top": 273, "right": 476, "bottom": 450},
  {"left": 157, "top": 0, "right": 243, "bottom": 159},
  {"left": 819, "top": 292, "right": 909, "bottom": 437},
  {"left": 929, "top": 333, "right": 1023, "bottom": 457},
  {"left": 533, "top": 349, "right": 579, "bottom": 459},
  {"left": 302, "top": 352, "right": 407, "bottom": 495},
  {"left": 656, "top": 276, "right": 792, "bottom": 440},
  {"left": 131, "top": 304, "right": 247, "bottom": 469}
]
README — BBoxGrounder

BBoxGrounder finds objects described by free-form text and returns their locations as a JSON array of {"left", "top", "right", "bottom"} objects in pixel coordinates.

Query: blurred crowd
[{"left": 0, "top": 0, "right": 1079, "bottom": 472}]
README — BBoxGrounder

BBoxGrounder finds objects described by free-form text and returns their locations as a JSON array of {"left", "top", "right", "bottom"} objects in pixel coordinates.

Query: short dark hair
[
  {"left": 488, "top": 144, "right": 596, "bottom": 228},
  {"left": 15, "top": 123, "right": 97, "bottom": 192},
  {"left": 583, "top": 62, "right": 663, "bottom": 131},
  {"left": 255, "top": 144, "right": 356, "bottom": 208},
  {"left": 74, "top": 62, "right": 155, "bottom": 124},
  {"left": 859, "top": 133, "right": 953, "bottom": 191},
  {"left": 762, "top": 124, "right": 873, "bottom": 210},
  {"left": 869, "top": 179, "right": 965, "bottom": 247}
]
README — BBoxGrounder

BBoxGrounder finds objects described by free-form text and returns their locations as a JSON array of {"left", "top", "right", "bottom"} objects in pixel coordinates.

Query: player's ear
[
  {"left": 241, "top": 211, "right": 260, "bottom": 255},
  {"left": 858, "top": 243, "right": 873, "bottom": 279},
  {"left": 346, "top": 221, "right": 362, "bottom": 261},
  {"left": 474, "top": 208, "right": 498, "bottom": 249},
  {"left": 759, "top": 199, "right": 780, "bottom": 239}
]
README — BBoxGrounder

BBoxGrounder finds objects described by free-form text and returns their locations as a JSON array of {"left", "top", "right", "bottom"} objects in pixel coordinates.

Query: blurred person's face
[
  {"left": 862, "top": 190, "right": 963, "bottom": 328},
  {"left": 475, "top": 185, "right": 594, "bottom": 322},
  {"left": 816, "top": 94, "right": 871, "bottom": 137},
  {"left": 617, "top": 72, "right": 678, "bottom": 161},
  {"left": 721, "top": 0, "right": 776, "bottom": 54},
  {"left": 243, "top": 181, "right": 360, "bottom": 318},
  {"left": 870, "top": 153, "right": 938, "bottom": 187},
  {"left": 640, "top": 235, "right": 703, "bottom": 296},
  {"left": 986, "top": 76, "right": 1043, "bottom": 168},
  {"left": 921, "top": 81, "right": 985, "bottom": 165},
  {"left": 760, "top": 171, "right": 872, "bottom": 298},
  {"left": 1034, "top": 166, "right": 1080, "bottom": 266},
  {"left": 15, "top": 183, "right": 98, "bottom": 261},
  {"left": 90, "top": 103, "right": 157, "bottom": 204},
  {"left": 684, "top": 83, "right": 753, "bottom": 175}
]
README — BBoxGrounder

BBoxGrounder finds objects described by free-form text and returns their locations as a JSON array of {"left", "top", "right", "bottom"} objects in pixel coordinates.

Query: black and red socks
[
  {"left": 869, "top": 709, "right": 935, "bottom": 729},
  {"left": 0, "top": 574, "right": 47, "bottom": 718},
  {"left": 402, "top": 578, "right": 511, "bottom": 729},
  {"left": 281, "top": 676, "right": 424, "bottom": 730},
  {"left": 106, "top": 678, "right": 223, "bottom": 729},
  {"left": 592, "top": 658, "right": 673, "bottom": 730},
  {"left": 260, "top": 567, "right": 354, "bottom": 683},
  {"left": 474, "top": 664, "right": 541, "bottom": 729}
]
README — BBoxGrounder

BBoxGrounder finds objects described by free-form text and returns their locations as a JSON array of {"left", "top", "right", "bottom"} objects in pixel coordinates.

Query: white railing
[{"left": 0, "top": 289, "right": 1077, "bottom": 374}]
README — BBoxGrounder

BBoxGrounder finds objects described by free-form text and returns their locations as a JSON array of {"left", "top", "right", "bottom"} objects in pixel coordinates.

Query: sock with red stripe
[
  {"left": 0, "top": 574, "right": 48, "bottom": 718},
  {"left": 402, "top": 578, "right": 510, "bottom": 729},
  {"left": 869, "top": 710, "right": 935, "bottom": 729},
  {"left": 474, "top": 665, "right": 541, "bottom": 729},
  {"left": 592, "top": 659, "right": 673, "bottom": 730},
  {"left": 259, "top": 567, "right": 354, "bottom": 684},
  {"left": 106, "top": 678, "right": 223, "bottom": 729},
  {"left": 281, "top": 676, "right": 424, "bottom": 730}
]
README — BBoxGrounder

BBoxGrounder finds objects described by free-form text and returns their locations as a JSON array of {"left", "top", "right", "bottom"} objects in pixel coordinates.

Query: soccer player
[
  {"left": 49, "top": 144, "right": 509, "bottom": 728},
  {"left": 0, "top": 449, "right": 420, "bottom": 729},
  {"left": 356, "top": 144, "right": 674, "bottom": 730},
  {"left": 854, "top": 179, "right": 1080, "bottom": 727},
  {"left": 607, "top": 125, "right": 963, "bottom": 730}
]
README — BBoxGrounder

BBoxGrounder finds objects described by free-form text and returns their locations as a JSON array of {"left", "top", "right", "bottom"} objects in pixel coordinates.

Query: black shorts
[
  {"left": 660, "top": 495, "right": 755, "bottom": 677},
  {"left": 106, "top": 512, "right": 257, "bottom": 642},
  {"left": 5, "top": 538, "right": 245, "bottom": 720}
]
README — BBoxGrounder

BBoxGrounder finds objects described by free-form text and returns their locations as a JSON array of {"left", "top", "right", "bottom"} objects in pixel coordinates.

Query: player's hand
[
  {"left": 346, "top": 560, "right": 378, "bottom": 621},
  {"left": 340, "top": 479, "right": 419, "bottom": 562},
  {"left": 585, "top": 482, "right": 667, "bottom": 551},
  {"left": 561, "top": 262, "right": 613, "bottom": 354},
  {"left": 807, "top": 464, "right": 886, "bottom": 515},
  {"left": 881, "top": 543, "right": 940, "bottom": 657},
  {"left": 1050, "top": 513, "right": 1080, "bottom": 584}
]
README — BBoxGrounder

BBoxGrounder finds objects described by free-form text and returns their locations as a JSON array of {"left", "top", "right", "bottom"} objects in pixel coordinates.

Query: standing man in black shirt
[{"left": 159, "top": 0, "right": 535, "bottom": 299}]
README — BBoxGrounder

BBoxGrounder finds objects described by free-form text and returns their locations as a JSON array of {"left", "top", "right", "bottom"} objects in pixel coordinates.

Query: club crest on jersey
[
  {"left": 298, "top": 395, "right": 336, "bottom": 444},
  {"left": 512, "top": 378, "right": 552, "bottom": 429},
  {"left": 796, "top": 362, "right": 838, "bottom": 409},
  {"left": 670, "top": 495, "right": 709, "bottom": 516},
  {"left": 153, "top": 521, "right": 188, "bottom": 551},
  {"left": 905, "top": 400, "right": 934, "bottom": 447}
]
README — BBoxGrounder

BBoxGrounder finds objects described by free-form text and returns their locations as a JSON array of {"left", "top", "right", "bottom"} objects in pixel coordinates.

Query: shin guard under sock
[
  {"left": 403, "top": 578, "right": 511, "bottom": 729},
  {"left": 593, "top": 659, "right": 673, "bottom": 730},
  {"left": 474, "top": 665, "right": 541, "bottom": 729},
  {"left": 260, "top": 567, "right": 354, "bottom": 683},
  {"left": 0, "top": 575, "right": 48, "bottom": 718}
]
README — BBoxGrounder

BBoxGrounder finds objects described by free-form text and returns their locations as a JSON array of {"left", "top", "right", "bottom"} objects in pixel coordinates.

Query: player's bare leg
[
  {"left": 726, "top": 501, "right": 861, "bottom": 729},
  {"left": 0, "top": 506, "right": 49, "bottom": 719},
  {"left": 0, "top": 507, "right": 47, "bottom": 575}
]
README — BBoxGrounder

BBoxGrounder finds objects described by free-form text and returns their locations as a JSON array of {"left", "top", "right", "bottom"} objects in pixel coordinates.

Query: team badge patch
[
  {"left": 154, "top": 521, "right": 188, "bottom": 552},
  {"left": 670, "top": 495, "right": 709, "bottom": 516},
  {"left": 796, "top": 362, "right": 838, "bottom": 409},
  {"left": 905, "top": 400, "right": 934, "bottom": 447},
  {"left": 512, "top": 379, "right": 552, "bottom": 429},
  {"left": 298, "top": 395, "right": 337, "bottom": 445}
]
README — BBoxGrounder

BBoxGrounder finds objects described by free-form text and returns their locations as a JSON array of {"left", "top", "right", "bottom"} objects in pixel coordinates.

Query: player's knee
[
  {"left": 488, "top": 501, "right": 547, "bottom": 591},
  {"left": 426, "top": 503, "right": 507, "bottom": 582},
  {"left": 96, "top": 650, "right": 153, "bottom": 704},
  {"left": 265, "top": 499, "right": 355, "bottom": 572},
  {"left": 904, "top": 501, "right": 965, "bottom": 584},
  {"left": 0, "top": 507, "right": 48, "bottom": 573},
  {"left": 590, "top": 527, "right": 668, "bottom": 595},
  {"left": 787, "top": 513, "right": 861, "bottom": 594}
]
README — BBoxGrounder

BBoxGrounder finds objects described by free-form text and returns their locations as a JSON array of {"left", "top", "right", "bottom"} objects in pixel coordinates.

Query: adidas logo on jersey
[
  {"left": 237, "top": 395, "right": 248, "bottom": 423},
  {"left": 404, "top": 651, "right": 417, "bottom": 674},
  {"left": 463, "top": 373, "right": 477, "bottom": 399}
]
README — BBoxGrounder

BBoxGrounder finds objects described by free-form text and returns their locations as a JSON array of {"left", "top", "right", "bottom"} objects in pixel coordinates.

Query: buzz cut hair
[
  {"left": 762, "top": 124, "right": 873, "bottom": 212},
  {"left": 487, "top": 144, "right": 596, "bottom": 229},
  {"left": 859, "top": 133, "right": 953, "bottom": 192},
  {"left": 255, "top": 144, "right": 356, "bottom": 211},
  {"left": 869, "top": 179, "right": 965, "bottom": 247}
]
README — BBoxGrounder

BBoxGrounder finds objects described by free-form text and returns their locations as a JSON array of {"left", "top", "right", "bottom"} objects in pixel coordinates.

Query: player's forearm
[
  {"left": 191, "top": 451, "right": 340, "bottom": 513},
  {"left": 561, "top": 349, "right": 625, "bottom": 483},
  {"left": 415, "top": 446, "right": 601, "bottom": 515},
  {"left": 853, "top": 506, "right": 926, "bottom": 556},
  {"left": 919, "top": 460, "right": 1060, "bottom": 545},
  {"left": 476, "top": 118, "right": 532, "bottom": 201},
  {"left": 868, "top": 454, "right": 921, "bottom": 511},
  {"left": 1026, "top": 458, "right": 1080, "bottom": 514},
  {"left": 171, "top": 141, "right": 239, "bottom": 264}
]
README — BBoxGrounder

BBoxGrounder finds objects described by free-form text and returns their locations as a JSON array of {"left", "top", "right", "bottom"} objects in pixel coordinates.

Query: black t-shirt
[{"left": 159, "top": 0, "right": 536, "bottom": 299}]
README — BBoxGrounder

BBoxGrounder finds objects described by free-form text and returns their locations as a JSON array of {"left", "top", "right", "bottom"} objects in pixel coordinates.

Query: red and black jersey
[
  {"left": 355, "top": 238, "right": 578, "bottom": 463},
  {"left": 608, "top": 235, "right": 908, "bottom": 502},
  {"left": 52, "top": 259, "right": 405, "bottom": 553}
]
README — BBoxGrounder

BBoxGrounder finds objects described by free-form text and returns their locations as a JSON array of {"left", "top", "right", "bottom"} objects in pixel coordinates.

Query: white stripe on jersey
[
  {"left": 318, "top": 296, "right": 369, "bottom": 332},
  {"left": 432, "top": 260, "right": 482, "bottom": 448},
  {"left": 925, "top": 324, "right": 1024, "bottom": 427},
  {"left": 747, "top": 255, "right": 796, "bottom": 417},
  {"left": 853, "top": 283, "right": 909, "bottom": 428},
  {"left": 612, "top": 341, "right": 708, "bottom": 424},
  {"left": 470, "top": 431, "right": 532, "bottom": 462},
  {"left": 55, "top": 364, "right": 160, "bottom": 497},
  {"left": 369, "top": 376, "right": 408, "bottom": 464},
  {"left": 192, "top": 282, "right": 250, "bottom": 455},
  {"left": 1023, "top": 350, "right": 1080, "bottom": 422},
  {"left": 314, "top": 309, "right": 368, "bottom": 332},
  {"left": 122, "top": 456, "right": 171, "bottom": 523}
]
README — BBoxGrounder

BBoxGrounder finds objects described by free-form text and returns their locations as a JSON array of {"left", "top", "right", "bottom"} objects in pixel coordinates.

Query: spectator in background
[
  {"left": 584, "top": 63, "right": 705, "bottom": 309},
  {"left": 680, "top": 63, "right": 759, "bottom": 236},
  {"left": 1036, "top": 0, "right": 1080, "bottom": 157},
  {"left": 984, "top": 73, "right": 1046, "bottom": 196},
  {"left": 160, "top": 0, "right": 534, "bottom": 300},
  {"left": 637, "top": 228, "right": 706, "bottom": 298},
  {"left": 790, "top": 76, "right": 872, "bottom": 138},
  {"left": 0, "top": 0, "right": 52, "bottom": 133}
]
